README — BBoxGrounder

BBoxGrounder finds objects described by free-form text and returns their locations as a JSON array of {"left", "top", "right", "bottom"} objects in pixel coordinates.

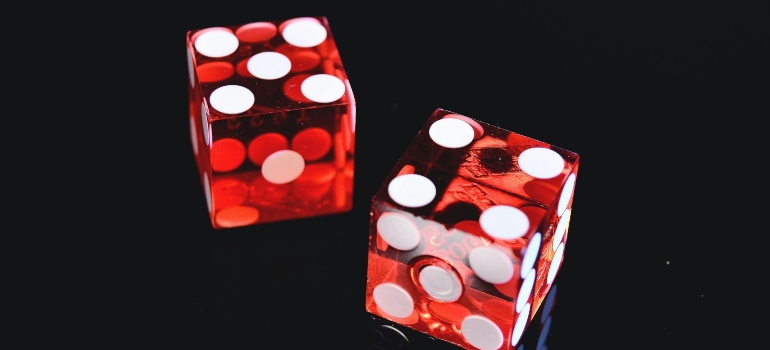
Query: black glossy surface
[{"left": 36, "top": 2, "right": 764, "bottom": 348}]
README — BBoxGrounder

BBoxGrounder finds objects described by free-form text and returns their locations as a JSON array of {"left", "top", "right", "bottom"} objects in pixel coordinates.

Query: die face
[
  {"left": 366, "top": 183, "right": 537, "bottom": 349},
  {"left": 365, "top": 108, "right": 579, "bottom": 349},
  {"left": 395, "top": 109, "right": 578, "bottom": 211},
  {"left": 186, "top": 17, "right": 352, "bottom": 116},
  {"left": 186, "top": 17, "right": 355, "bottom": 229}
]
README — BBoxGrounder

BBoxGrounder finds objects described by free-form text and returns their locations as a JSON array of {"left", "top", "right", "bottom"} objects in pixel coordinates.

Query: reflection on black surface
[
  {"left": 362, "top": 284, "right": 560, "bottom": 349},
  {"left": 370, "top": 325, "right": 410, "bottom": 349}
]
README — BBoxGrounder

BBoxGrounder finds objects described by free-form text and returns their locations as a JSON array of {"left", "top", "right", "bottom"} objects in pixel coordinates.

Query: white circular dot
[
  {"left": 203, "top": 172, "right": 212, "bottom": 213},
  {"left": 428, "top": 118, "right": 475, "bottom": 148},
  {"left": 479, "top": 205, "right": 530, "bottom": 240},
  {"left": 461, "top": 315, "right": 504, "bottom": 350},
  {"left": 387, "top": 174, "right": 436, "bottom": 208},
  {"left": 261, "top": 150, "right": 305, "bottom": 184},
  {"left": 521, "top": 232, "right": 542, "bottom": 279},
  {"left": 377, "top": 212, "right": 421, "bottom": 251},
  {"left": 194, "top": 29, "right": 239, "bottom": 58},
  {"left": 209, "top": 85, "right": 254, "bottom": 114},
  {"left": 468, "top": 246, "right": 514, "bottom": 284},
  {"left": 373, "top": 283, "right": 414, "bottom": 319},
  {"left": 186, "top": 48, "right": 195, "bottom": 88},
  {"left": 201, "top": 103, "right": 210, "bottom": 145},
  {"left": 552, "top": 209, "right": 571, "bottom": 250},
  {"left": 247, "top": 52, "right": 291, "bottom": 80},
  {"left": 557, "top": 174, "right": 576, "bottom": 217},
  {"left": 517, "top": 269, "right": 535, "bottom": 313},
  {"left": 282, "top": 18, "right": 328, "bottom": 47},
  {"left": 511, "top": 303, "right": 531, "bottom": 346},
  {"left": 443, "top": 114, "right": 484, "bottom": 139},
  {"left": 547, "top": 242, "right": 565, "bottom": 285},
  {"left": 517, "top": 148, "right": 565, "bottom": 179},
  {"left": 189, "top": 116, "right": 198, "bottom": 156},
  {"left": 345, "top": 79, "right": 356, "bottom": 132},
  {"left": 301, "top": 74, "right": 345, "bottom": 103},
  {"left": 418, "top": 265, "right": 462, "bottom": 302}
]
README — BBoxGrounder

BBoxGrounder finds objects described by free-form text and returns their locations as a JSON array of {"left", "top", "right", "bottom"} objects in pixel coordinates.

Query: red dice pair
[{"left": 186, "top": 16, "right": 578, "bottom": 350}]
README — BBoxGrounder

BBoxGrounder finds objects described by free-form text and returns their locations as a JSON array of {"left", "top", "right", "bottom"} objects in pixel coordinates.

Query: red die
[
  {"left": 364, "top": 108, "right": 578, "bottom": 349},
  {"left": 186, "top": 17, "right": 355, "bottom": 229}
]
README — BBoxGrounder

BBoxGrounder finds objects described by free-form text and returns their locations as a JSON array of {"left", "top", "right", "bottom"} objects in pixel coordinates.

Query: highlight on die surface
[
  {"left": 186, "top": 16, "right": 356, "bottom": 229},
  {"left": 365, "top": 108, "right": 578, "bottom": 349}
]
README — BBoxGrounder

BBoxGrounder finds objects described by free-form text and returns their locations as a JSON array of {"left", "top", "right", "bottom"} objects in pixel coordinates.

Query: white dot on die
[
  {"left": 547, "top": 242, "right": 565, "bottom": 285},
  {"left": 187, "top": 48, "right": 195, "bottom": 88},
  {"left": 203, "top": 172, "right": 212, "bottom": 213},
  {"left": 261, "top": 150, "right": 305, "bottom": 184},
  {"left": 557, "top": 173, "right": 576, "bottom": 217},
  {"left": 461, "top": 315, "right": 504, "bottom": 350},
  {"left": 201, "top": 103, "right": 210, "bottom": 145},
  {"left": 377, "top": 212, "right": 421, "bottom": 251},
  {"left": 189, "top": 116, "right": 198, "bottom": 156},
  {"left": 443, "top": 114, "right": 484, "bottom": 139},
  {"left": 468, "top": 246, "right": 514, "bottom": 284},
  {"left": 247, "top": 52, "right": 291, "bottom": 80},
  {"left": 387, "top": 174, "right": 436, "bottom": 208},
  {"left": 521, "top": 232, "right": 542, "bottom": 279},
  {"left": 373, "top": 283, "right": 414, "bottom": 319},
  {"left": 194, "top": 29, "right": 239, "bottom": 58},
  {"left": 345, "top": 79, "right": 356, "bottom": 132},
  {"left": 428, "top": 118, "right": 475, "bottom": 148},
  {"left": 517, "top": 147, "right": 565, "bottom": 179},
  {"left": 517, "top": 268, "right": 535, "bottom": 313},
  {"left": 419, "top": 265, "right": 462, "bottom": 302},
  {"left": 479, "top": 205, "right": 530, "bottom": 240},
  {"left": 209, "top": 85, "right": 255, "bottom": 114},
  {"left": 301, "top": 74, "right": 345, "bottom": 103},
  {"left": 552, "top": 209, "right": 571, "bottom": 250},
  {"left": 511, "top": 303, "right": 531, "bottom": 346},
  {"left": 282, "top": 18, "right": 327, "bottom": 48}
]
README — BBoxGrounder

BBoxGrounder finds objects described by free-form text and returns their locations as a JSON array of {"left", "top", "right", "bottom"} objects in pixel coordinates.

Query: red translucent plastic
[
  {"left": 186, "top": 16, "right": 355, "bottom": 229},
  {"left": 365, "top": 109, "right": 578, "bottom": 349}
]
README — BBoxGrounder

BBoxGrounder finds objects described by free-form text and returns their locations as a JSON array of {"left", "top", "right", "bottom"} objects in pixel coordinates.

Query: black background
[{"left": 31, "top": 1, "right": 767, "bottom": 349}]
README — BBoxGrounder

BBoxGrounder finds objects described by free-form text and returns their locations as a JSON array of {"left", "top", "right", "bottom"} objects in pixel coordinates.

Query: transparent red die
[
  {"left": 365, "top": 108, "right": 578, "bottom": 349},
  {"left": 186, "top": 16, "right": 355, "bottom": 229}
]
